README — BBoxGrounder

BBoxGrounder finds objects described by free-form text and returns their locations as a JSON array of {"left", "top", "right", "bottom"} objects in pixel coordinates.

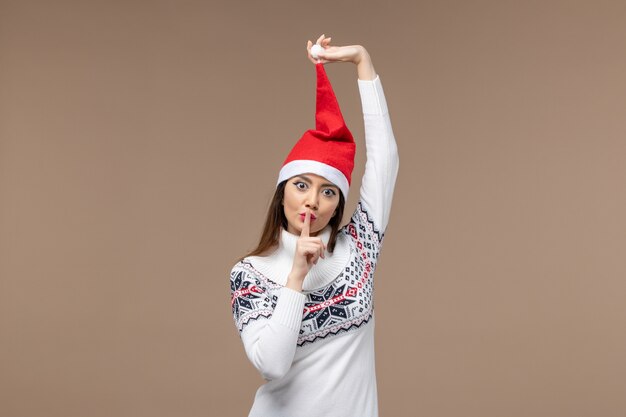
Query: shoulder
[
  {"left": 340, "top": 199, "right": 385, "bottom": 261},
  {"left": 230, "top": 260, "right": 259, "bottom": 291},
  {"left": 345, "top": 200, "right": 384, "bottom": 240},
  {"left": 230, "top": 260, "right": 277, "bottom": 332},
  {"left": 229, "top": 259, "right": 247, "bottom": 277},
  {"left": 229, "top": 259, "right": 280, "bottom": 296},
  {"left": 230, "top": 259, "right": 260, "bottom": 283}
]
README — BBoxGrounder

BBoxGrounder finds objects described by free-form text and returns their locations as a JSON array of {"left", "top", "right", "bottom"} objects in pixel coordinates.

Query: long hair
[{"left": 241, "top": 180, "right": 345, "bottom": 261}]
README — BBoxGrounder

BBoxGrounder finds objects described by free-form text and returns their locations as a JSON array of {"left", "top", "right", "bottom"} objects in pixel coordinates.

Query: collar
[{"left": 246, "top": 226, "right": 351, "bottom": 291}]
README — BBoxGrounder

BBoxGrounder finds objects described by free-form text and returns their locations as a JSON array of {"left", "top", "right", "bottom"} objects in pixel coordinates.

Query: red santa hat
[{"left": 277, "top": 63, "right": 355, "bottom": 198}]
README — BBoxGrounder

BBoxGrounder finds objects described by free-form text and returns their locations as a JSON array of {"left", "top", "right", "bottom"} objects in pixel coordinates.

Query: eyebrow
[{"left": 294, "top": 175, "right": 339, "bottom": 190}]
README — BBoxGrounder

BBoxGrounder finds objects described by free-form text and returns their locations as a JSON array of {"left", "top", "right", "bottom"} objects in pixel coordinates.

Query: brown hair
[{"left": 240, "top": 180, "right": 345, "bottom": 261}]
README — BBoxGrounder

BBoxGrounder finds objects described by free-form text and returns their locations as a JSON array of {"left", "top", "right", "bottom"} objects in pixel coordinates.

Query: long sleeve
[
  {"left": 230, "top": 265, "right": 306, "bottom": 380},
  {"left": 357, "top": 75, "right": 399, "bottom": 233}
]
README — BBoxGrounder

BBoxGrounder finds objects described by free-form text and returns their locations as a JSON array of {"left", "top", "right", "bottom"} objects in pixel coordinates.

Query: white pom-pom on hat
[{"left": 310, "top": 44, "right": 324, "bottom": 59}]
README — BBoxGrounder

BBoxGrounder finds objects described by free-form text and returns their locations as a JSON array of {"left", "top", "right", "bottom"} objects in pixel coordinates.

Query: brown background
[{"left": 1, "top": 0, "right": 626, "bottom": 416}]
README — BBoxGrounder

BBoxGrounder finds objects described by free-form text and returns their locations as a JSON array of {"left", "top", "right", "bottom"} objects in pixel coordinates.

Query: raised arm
[{"left": 307, "top": 35, "right": 399, "bottom": 232}]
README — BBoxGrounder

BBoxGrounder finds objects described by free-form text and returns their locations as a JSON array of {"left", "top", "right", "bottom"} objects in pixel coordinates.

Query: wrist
[
  {"left": 286, "top": 274, "right": 304, "bottom": 292},
  {"left": 355, "top": 47, "right": 376, "bottom": 81},
  {"left": 288, "top": 268, "right": 305, "bottom": 281},
  {"left": 353, "top": 45, "right": 367, "bottom": 64}
]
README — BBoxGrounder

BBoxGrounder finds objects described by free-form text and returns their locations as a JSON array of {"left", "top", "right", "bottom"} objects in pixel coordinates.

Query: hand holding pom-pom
[{"left": 306, "top": 34, "right": 367, "bottom": 66}]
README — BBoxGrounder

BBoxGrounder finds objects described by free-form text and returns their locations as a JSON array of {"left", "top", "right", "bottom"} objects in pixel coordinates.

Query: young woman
[{"left": 230, "top": 34, "right": 399, "bottom": 417}]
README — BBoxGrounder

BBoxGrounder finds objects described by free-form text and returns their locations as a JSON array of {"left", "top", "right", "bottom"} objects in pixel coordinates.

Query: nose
[{"left": 304, "top": 191, "right": 319, "bottom": 210}]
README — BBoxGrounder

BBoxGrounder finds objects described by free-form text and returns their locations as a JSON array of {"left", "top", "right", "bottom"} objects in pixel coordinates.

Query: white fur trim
[{"left": 277, "top": 160, "right": 349, "bottom": 198}]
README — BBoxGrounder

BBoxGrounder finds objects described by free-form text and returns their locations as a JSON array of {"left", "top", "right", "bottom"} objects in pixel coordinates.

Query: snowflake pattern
[{"left": 230, "top": 268, "right": 277, "bottom": 328}]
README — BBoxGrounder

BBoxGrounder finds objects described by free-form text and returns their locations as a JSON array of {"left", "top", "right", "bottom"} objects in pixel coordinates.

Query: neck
[{"left": 245, "top": 225, "right": 350, "bottom": 290}]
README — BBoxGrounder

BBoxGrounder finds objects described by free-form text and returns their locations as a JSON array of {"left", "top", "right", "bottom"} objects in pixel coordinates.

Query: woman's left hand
[
  {"left": 306, "top": 34, "right": 365, "bottom": 65},
  {"left": 306, "top": 34, "right": 377, "bottom": 80}
]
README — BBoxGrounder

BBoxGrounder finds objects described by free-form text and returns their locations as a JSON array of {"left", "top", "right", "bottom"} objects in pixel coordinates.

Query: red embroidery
[{"left": 230, "top": 285, "right": 263, "bottom": 305}]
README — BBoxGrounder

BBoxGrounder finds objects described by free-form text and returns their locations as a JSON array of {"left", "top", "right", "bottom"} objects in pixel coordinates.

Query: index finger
[{"left": 301, "top": 210, "right": 311, "bottom": 237}]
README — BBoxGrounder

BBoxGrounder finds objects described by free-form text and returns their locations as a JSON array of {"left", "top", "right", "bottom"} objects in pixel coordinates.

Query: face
[{"left": 282, "top": 173, "right": 341, "bottom": 236}]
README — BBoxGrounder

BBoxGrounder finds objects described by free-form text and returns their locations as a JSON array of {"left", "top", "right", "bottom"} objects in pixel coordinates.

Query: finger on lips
[{"left": 301, "top": 210, "right": 311, "bottom": 237}]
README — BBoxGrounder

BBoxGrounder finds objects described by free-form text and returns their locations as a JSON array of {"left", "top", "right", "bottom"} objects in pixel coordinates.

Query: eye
[
  {"left": 322, "top": 188, "right": 337, "bottom": 197},
  {"left": 293, "top": 181, "right": 308, "bottom": 190}
]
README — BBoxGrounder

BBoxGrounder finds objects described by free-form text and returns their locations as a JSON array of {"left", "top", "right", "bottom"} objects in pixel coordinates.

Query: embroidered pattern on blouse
[
  {"left": 230, "top": 266, "right": 277, "bottom": 331},
  {"left": 230, "top": 201, "right": 383, "bottom": 345}
]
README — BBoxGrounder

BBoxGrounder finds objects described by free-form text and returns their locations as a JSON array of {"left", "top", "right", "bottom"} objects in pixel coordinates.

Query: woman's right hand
[{"left": 286, "top": 210, "right": 326, "bottom": 292}]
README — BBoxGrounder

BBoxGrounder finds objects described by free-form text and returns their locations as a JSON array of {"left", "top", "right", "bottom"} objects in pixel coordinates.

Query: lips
[{"left": 299, "top": 213, "right": 317, "bottom": 221}]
